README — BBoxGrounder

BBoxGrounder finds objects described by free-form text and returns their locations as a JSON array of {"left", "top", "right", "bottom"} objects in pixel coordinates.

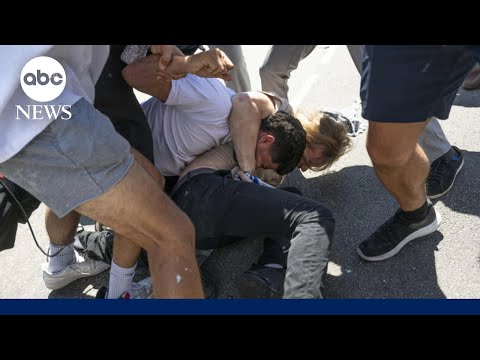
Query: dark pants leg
[
  {"left": 77, "top": 229, "right": 148, "bottom": 267},
  {"left": 0, "top": 178, "right": 41, "bottom": 252},
  {"left": 172, "top": 172, "right": 335, "bottom": 299},
  {"left": 259, "top": 186, "right": 305, "bottom": 266},
  {"left": 94, "top": 45, "right": 154, "bottom": 162}
]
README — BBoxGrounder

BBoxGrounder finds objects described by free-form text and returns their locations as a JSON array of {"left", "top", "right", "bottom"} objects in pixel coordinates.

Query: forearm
[
  {"left": 229, "top": 92, "right": 276, "bottom": 172},
  {"left": 122, "top": 55, "right": 172, "bottom": 102},
  {"left": 229, "top": 93, "right": 261, "bottom": 172},
  {"left": 165, "top": 49, "right": 234, "bottom": 81}
]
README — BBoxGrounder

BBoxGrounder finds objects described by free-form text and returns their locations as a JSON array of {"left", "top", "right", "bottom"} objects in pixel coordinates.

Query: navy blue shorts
[{"left": 361, "top": 45, "right": 480, "bottom": 123}]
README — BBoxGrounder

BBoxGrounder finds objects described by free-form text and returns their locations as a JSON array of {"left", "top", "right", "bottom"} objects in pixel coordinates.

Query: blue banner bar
[{"left": 1, "top": 299, "right": 480, "bottom": 315}]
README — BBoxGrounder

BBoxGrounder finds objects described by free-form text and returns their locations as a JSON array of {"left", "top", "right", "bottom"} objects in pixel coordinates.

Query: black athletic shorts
[{"left": 361, "top": 45, "right": 480, "bottom": 123}]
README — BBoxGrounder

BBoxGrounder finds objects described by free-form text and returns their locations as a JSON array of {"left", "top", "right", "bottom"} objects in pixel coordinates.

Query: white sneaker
[
  {"left": 42, "top": 250, "right": 110, "bottom": 290},
  {"left": 95, "top": 277, "right": 154, "bottom": 299},
  {"left": 120, "top": 277, "right": 153, "bottom": 299}
]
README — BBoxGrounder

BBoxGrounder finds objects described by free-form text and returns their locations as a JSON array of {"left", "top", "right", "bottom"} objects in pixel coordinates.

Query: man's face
[
  {"left": 297, "top": 144, "right": 326, "bottom": 172},
  {"left": 255, "top": 133, "right": 279, "bottom": 170}
]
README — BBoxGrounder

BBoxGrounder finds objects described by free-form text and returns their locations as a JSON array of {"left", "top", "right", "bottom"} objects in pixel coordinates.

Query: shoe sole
[
  {"left": 357, "top": 209, "right": 442, "bottom": 262},
  {"left": 427, "top": 157, "right": 464, "bottom": 200},
  {"left": 236, "top": 273, "right": 282, "bottom": 299},
  {"left": 42, "top": 262, "right": 110, "bottom": 290}
]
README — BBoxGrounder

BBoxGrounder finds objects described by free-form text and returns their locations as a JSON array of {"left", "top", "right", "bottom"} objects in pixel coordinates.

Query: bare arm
[
  {"left": 229, "top": 92, "right": 276, "bottom": 172},
  {"left": 165, "top": 48, "right": 234, "bottom": 81},
  {"left": 122, "top": 49, "right": 235, "bottom": 103},
  {"left": 122, "top": 54, "right": 173, "bottom": 102}
]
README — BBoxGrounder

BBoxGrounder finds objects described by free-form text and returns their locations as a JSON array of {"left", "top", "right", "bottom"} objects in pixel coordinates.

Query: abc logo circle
[{"left": 20, "top": 56, "right": 66, "bottom": 102}]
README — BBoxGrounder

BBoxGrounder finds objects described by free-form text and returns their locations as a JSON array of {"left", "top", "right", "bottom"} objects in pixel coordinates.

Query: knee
[
  {"left": 312, "top": 205, "right": 335, "bottom": 238},
  {"left": 145, "top": 214, "right": 196, "bottom": 254},
  {"left": 366, "top": 141, "right": 411, "bottom": 168},
  {"left": 178, "top": 217, "right": 196, "bottom": 248},
  {"left": 314, "top": 205, "right": 334, "bottom": 221},
  {"left": 259, "top": 62, "right": 275, "bottom": 78},
  {"left": 300, "top": 205, "right": 335, "bottom": 235}
]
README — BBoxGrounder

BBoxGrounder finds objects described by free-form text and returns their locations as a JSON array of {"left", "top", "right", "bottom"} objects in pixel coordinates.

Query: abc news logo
[
  {"left": 23, "top": 70, "right": 64, "bottom": 86},
  {"left": 16, "top": 56, "right": 72, "bottom": 120}
]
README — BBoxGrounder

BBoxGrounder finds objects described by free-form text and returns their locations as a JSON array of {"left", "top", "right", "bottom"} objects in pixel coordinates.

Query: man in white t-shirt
[
  {"left": 0, "top": 45, "right": 233, "bottom": 299},
  {"left": 77, "top": 110, "right": 333, "bottom": 299},
  {"left": 122, "top": 53, "right": 293, "bottom": 181},
  {"left": 86, "top": 54, "right": 333, "bottom": 298}
]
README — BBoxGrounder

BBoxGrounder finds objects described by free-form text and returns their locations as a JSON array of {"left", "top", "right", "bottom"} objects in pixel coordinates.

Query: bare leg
[
  {"left": 76, "top": 160, "right": 203, "bottom": 298},
  {"left": 367, "top": 121, "right": 429, "bottom": 211},
  {"left": 347, "top": 44, "right": 453, "bottom": 163},
  {"left": 44, "top": 209, "right": 81, "bottom": 274},
  {"left": 45, "top": 209, "right": 81, "bottom": 246},
  {"left": 109, "top": 147, "right": 165, "bottom": 294},
  {"left": 46, "top": 146, "right": 166, "bottom": 275}
]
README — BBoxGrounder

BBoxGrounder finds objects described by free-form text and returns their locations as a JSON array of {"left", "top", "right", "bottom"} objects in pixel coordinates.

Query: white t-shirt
[
  {"left": 0, "top": 45, "right": 109, "bottom": 164},
  {"left": 141, "top": 74, "right": 236, "bottom": 176}
]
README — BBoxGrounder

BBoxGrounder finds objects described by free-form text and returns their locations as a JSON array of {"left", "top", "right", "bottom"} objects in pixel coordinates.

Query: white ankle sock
[
  {"left": 47, "top": 241, "right": 75, "bottom": 274},
  {"left": 107, "top": 261, "right": 137, "bottom": 299}
]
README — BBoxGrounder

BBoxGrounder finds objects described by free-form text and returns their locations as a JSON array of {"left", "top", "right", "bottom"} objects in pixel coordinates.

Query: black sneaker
[
  {"left": 237, "top": 264, "right": 286, "bottom": 298},
  {"left": 427, "top": 146, "right": 464, "bottom": 199},
  {"left": 357, "top": 202, "right": 441, "bottom": 262}
]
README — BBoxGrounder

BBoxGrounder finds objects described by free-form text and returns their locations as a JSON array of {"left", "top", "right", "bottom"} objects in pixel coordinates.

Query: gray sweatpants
[{"left": 261, "top": 45, "right": 452, "bottom": 162}]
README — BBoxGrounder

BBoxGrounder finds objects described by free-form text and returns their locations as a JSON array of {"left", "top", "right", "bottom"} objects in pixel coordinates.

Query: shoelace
[
  {"left": 373, "top": 211, "right": 411, "bottom": 245},
  {"left": 429, "top": 157, "right": 448, "bottom": 183}
]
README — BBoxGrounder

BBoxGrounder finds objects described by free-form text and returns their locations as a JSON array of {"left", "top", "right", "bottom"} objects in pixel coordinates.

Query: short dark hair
[{"left": 260, "top": 111, "right": 306, "bottom": 175}]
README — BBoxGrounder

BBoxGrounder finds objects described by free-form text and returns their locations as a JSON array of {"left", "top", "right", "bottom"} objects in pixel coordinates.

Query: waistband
[{"left": 170, "top": 168, "right": 218, "bottom": 197}]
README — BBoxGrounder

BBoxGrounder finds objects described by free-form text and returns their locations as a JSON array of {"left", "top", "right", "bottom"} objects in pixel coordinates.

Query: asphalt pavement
[{"left": 1, "top": 45, "right": 479, "bottom": 300}]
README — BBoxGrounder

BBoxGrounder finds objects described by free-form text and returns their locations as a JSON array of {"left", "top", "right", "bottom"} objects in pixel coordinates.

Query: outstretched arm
[{"left": 229, "top": 92, "right": 276, "bottom": 172}]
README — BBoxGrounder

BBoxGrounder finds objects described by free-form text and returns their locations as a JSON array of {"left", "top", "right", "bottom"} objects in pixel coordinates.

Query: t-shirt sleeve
[{"left": 258, "top": 91, "right": 294, "bottom": 116}]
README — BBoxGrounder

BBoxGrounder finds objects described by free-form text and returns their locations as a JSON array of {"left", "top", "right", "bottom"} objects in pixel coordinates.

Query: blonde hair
[{"left": 295, "top": 108, "right": 352, "bottom": 171}]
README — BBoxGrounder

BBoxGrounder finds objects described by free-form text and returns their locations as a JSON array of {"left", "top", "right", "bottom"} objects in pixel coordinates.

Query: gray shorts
[{"left": 0, "top": 98, "right": 133, "bottom": 218}]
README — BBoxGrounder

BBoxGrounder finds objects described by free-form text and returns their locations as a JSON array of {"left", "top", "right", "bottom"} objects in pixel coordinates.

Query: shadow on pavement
[
  {"left": 284, "top": 165, "right": 446, "bottom": 299},
  {"left": 49, "top": 151, "right": 480, "bottom": 299}
]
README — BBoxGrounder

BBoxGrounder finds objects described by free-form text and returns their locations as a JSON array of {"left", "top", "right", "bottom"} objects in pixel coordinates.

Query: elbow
[{"left": 231, "top": 92, "right": 256, "bottom": 112}]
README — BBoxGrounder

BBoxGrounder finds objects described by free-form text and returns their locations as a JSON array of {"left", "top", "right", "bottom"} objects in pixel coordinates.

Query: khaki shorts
[{"left": 0, "top": 98, "right": 133, "bottom": 217}]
